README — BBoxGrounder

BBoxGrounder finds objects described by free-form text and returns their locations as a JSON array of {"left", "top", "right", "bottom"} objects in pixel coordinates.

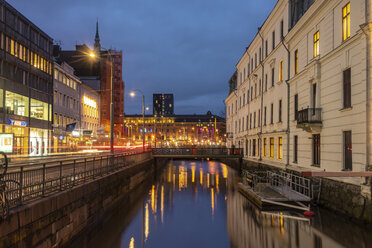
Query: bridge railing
[
  {"left": 152, "top": 147, "right": 243, "bottom": 156},
  {"left": 3, "top": 149, "right": 150, "bottom": 209}
]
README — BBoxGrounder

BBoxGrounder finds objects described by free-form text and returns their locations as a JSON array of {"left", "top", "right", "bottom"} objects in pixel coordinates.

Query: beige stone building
[{"left": 226, "top": 0, "right": 372, "bottom": 186}]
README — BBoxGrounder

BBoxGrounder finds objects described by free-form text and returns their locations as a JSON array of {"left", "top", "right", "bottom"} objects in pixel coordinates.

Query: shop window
[
  {"left": 5, "top": 91, "right": 29, "bottom": 116},
  {"left": 30, "top": 98, "right": 48, "bottom": 121}
]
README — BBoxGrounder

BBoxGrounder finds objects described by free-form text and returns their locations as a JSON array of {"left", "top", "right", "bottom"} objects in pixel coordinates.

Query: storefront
[
  {"left": 29, "top": 128, "right": 49, "bottom": 156},
  {"left": 3, "top": 123, "right": 29, "bottom": 155}
]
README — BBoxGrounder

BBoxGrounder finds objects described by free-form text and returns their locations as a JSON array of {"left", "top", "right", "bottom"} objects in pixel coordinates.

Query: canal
[{"left": 70, "top": 160, "right": 372, "bottom": 248}]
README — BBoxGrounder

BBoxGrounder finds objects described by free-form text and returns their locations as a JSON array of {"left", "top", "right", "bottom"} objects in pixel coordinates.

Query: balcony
[{"left": 297, "top": 108, "right": 322, "bottom": 132}]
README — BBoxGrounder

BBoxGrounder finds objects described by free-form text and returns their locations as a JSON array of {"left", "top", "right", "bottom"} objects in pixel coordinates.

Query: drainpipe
[
  {"left": 361, "top": 0, "right": 372, "bottom": 182},
  {"left": 258, "top": 28, "right": 264, "bottom": 161},
  {"left": 282, "top": 40, "right": 291, "bottom": 167},
  {"left": 245, "top": 50, "right": 251, "bottom": 157}
]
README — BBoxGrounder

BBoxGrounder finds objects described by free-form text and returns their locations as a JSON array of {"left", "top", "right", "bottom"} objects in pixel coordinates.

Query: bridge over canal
[{"left": 152, "top": 147, "right": 243, "bottom": 159}]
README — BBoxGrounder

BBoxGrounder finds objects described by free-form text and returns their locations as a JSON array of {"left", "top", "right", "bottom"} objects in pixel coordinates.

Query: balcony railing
[{"left": 297, "top": 108, "right": 322, "bottom": 125}]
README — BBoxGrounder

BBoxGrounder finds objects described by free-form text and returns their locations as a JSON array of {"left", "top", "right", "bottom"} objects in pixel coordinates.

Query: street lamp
[
  {"left": 130, "top": 90, "right": 145, "bottom": 152},
  {"left": 89, "top": 49, "right": 114, "bottom": 154}
]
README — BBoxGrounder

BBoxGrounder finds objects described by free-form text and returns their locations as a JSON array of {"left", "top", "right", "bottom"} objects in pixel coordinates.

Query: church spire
[{"left": 94, "top": 20, "right": 101, "bottom": 51}]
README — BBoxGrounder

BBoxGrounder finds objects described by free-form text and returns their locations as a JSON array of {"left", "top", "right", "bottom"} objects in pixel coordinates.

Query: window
[
  {"left": 259, "top": 47, "right": 262, "bottom": 63},
  {"left": 5, "top": 91, "right": 29, "bottom": 116},
  {"left": 272, "top": 31, "right": 275, "bottom": 50},
  {"left": 0, "top": 89, "right": 3, "bottom": 112},
  {"left": 280, "top": 20, "right": 284, "bottom": 41},
  {"left": 247, "top": 90, "right": 250, "bottom": 103},
  {"left": 342, "top": 2, "right": 350, "bottom": 41},
  {"left": 314, "top": 31, "right": 319, "bottom": 57},
  {"left": 265, "top": 40, "right": 268, "bottom": 57},
  {"left": 252, "top": 139, "right": 256, "bottom": 157},
  {"left": 271, "top": 67, "right": 275, "bottom": 86},
  {"left": 279, "top": 100, "right": 282, "bottom": 122},
  {"left": 30, "top": 99, "right": 49, "bottom": 121},
  {"left": 258, "top": 109, "right": 260, "bottom": 126},
  {"left": 250, "top": 113, "right": 252, "bottom": 129},
  {"left": 312, "top": 134, "right": 320, "bottom": 166},
  {"left": 270, "top": 103, "right": 274, "bottom": 124},
  {"left": 294, "top": 94, "right": 298, "bottom": 120},
  {"left": 294, "top": 50, "right": 298, "bottom": 74},
  {"left": 278, "top": 137, "right": 283, "bottom": 159},
  {"left": 344, "top": 131, "right": 352, "bottom": 171},
  {"left": 343, "top": 68, "right": 351, "bottom": 108},
  {"left": 263, "top": 138, "right": 267, "bottom": 157},
  {"left": 254, "top": 112, "right": 256, "bottom": 128},
  {"left": 265, "top": 74, "right": 268, "bottom": 91},
  {"left": 246, "top": 115, "right": 248, "bottom": 130},
  {"left": 255, "top": 53, "right": 257, "bottom": 68},
  {"left": 270, "top": 138, "right": 274, "bottom": 158},
  {"left": 243, "top": 94, "right": 245, "bottom": 106},
  {"left": 264, "top": 106, "right": 267, "bottom": 126},
  {"left": 294, "top": 135, "right": 298, "bottom": 163},
  {"left": 279, "top": 59, "right": 283, "bottom": 81}
]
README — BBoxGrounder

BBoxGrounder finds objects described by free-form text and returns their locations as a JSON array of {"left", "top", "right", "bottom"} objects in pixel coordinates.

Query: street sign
[{"left": 0, "top": 134, "right": 13, "bottom": 153}]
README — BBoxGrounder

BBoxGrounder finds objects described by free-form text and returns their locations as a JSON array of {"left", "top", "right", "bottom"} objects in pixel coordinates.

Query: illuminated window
[
  {"left": 54, "top": 69, "right": 58, "bottom": 80},
  {"left": 269, "top": 138, "right": 274, "bottom": 158},
  {"left": 278, "top": 137, "right": 283, "bottom": 159},
  {"left": 5, "top": 91, "right": 29, "bottom": 117},
  {"left": 279, "top": 59, "right": 283, "bottom": 81},
  {"left": 313, "top": 31, "right": 319, "bottom": 58},
  {"left": 342, "top": 3, "right": 350, "bottom": 41},
  {"left": 30, "top": 98, "right": 49, "bottom": 121},
  {"left": 0, "top": 89, "right": 3, "bottom": 112},
  {"left": 294, "top": 50, "right": 298, "bottom": 75},
  {"left": 10, "top": 39, "right": 14, "bottom": 56},
  {"left": 263, "top": 138, "right": 267, "bottom": 157}
]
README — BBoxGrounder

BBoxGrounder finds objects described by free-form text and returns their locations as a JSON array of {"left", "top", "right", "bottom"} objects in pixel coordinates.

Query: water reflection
[{"left": 71, "top": 160, "right": 372, "bottom": 248}]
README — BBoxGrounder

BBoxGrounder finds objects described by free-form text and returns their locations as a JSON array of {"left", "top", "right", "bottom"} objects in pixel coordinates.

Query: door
[{"left": 344, "top": 131, "right": 352, "bottom": 171}]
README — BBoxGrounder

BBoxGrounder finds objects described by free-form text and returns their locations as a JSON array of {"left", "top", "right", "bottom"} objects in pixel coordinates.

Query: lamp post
[
  {"left": 130, "top": 90, "right": 145, "bottom": 152},
  {"left": 89, "top": 49, "right": 114, "bottom": 154}
]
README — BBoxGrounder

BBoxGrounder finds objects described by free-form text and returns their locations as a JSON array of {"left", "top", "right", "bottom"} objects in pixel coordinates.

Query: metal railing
[
  {"left": 3, "top": 150, "right": 150, "bottom": 209},
  {"left": 267, "top": 171, "right": 312, "bottom": 199},
  {"left": 297, "top": 108, "right": 322, "bottom": 125},
  {"left": 152, "top": 147, "right": 243, "bottom": 156}
]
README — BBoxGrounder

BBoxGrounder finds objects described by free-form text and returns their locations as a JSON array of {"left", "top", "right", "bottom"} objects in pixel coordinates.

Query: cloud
[{"left": 8, "top": 0, "right": 277, "bottom": 115}]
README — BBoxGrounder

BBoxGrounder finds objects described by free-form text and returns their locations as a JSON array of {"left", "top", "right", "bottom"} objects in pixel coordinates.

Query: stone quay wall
[
  {"left": 0, "top": 152, "right": 154, "bottom": 248},
  {"left": 221, "top": 158, "right": 372, "bottom": 224}
]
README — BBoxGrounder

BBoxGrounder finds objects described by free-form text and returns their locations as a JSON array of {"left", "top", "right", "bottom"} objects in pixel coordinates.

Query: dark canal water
[{"left": 70, "top": 160, "right": 372, "bottom": 248}]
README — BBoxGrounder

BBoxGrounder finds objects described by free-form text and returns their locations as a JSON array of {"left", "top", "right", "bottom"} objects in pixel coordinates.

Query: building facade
[
  {"left": 0, "top": 0, "right": 53, "bottom": 156},
  {"left": 225, "top": 0, "right": 372, "bottom": 185},
  {"left": 80, "top": 83, "right": 100, "bottom": 140},
  {"left": 53, "top": 61, "right": 81, "bottom": 152},
  {"left": 153, "top": 93, "right": 174, "bottom": 117},
  {"left": 124, "top": 111, "right": 225, "bottom": 146},
  {"left": 54, "top": 22, "right": 125, "bottom": 138}
]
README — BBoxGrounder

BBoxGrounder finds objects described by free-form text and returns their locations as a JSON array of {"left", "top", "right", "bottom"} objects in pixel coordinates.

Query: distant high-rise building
[{"left": 153, "top": 94, "right": 174, "bottom": 117}]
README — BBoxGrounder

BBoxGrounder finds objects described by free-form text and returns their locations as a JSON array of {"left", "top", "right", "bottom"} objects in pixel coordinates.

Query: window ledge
[
  {"left": 339, "top": 106, "right": 352, "bottom": 112},
  {"left": 311, "top": 164, "right": 320, "bottom": 168}
]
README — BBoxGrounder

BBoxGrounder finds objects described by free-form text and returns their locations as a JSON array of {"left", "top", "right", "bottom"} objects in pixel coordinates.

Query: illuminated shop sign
[
  {"left": 0, "top": 134, "right": 13, "bottom": 153},
  {"left": 8, "top": 119, "right": 27, "bottom": 127},
  {"left": 83, "top": 95, "right": 97, "bottom": 108}
]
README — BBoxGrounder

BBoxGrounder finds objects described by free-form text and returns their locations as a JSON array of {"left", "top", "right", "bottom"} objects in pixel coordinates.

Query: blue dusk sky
[{"left": 8, "top": 0, "right": 277, "bottom": 116}]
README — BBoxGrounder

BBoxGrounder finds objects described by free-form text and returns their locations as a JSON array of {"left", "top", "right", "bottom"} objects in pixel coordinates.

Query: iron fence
[
  {"left": 267, "top": 171, "right": 312, "bottom": 199},
  {"left": 152, "top": 147, "right": 243, "bottom": 156},
  {"left": 3, "top": 150, "right": 150, "bottom": 209}
]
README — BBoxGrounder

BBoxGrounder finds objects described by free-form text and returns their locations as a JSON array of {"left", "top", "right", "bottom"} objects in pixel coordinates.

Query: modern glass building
[{"left": 0, "top": 1, "right": 53, "bottom": 156}]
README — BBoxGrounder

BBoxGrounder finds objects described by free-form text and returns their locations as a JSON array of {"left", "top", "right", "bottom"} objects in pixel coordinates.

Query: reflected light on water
[
  {"left": 191, "top": 166, "right": 196, "bottom": 183},
  {"left": 216, "top": 174, "right": 219, "bottom": 193},
  {"left": 207, "top": 173, "right": 210, "bottom": 188},
  {"left": 221, "top": 163, "right": 228, "bottom": 178},
  {"left": 161, "top": 185, "right": 164, "bottom": 224},
  {"left": 145, "top": 204, "right": 149, "bottom": 241},
  {"left": 211, "top": 188, "right": 215, "bottom": 216},
  {"left": 200, "top": 168, "right": 203, "bottom": 185},
  {"left": 151, "top": 185, "right": 156, "bottom": 213},
  {"left": 129, "top": 237, "right": 134, "bottom": 248},
  {"left": 178, "top": 166, "right": 187, "bottom": 190}
]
